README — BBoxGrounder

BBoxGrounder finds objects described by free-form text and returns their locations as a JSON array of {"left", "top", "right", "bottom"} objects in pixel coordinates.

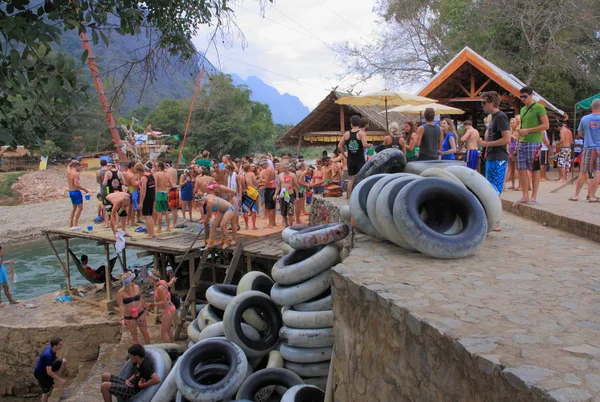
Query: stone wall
[
  {"left": 330, "top": 271, "right": 537, "bottom": 401},
  {"left": 0, "top": 300, "right": 121, "bottom": 397}
]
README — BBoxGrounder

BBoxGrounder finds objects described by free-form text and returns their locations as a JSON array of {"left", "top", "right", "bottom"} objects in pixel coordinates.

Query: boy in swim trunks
[
  {"left": 0, "top": 246, "right": 18, "bottom": 306},
  {"left": 67, "top": 161, "right": 89, "bottom": 230},
  {"left": 105, "top": 191, "right": 131, "bottom": 235},
  {"left": 153, "top": 162, "right": 173, "bottom": 233},
  {"left": 461, "top": 120, "right": 480, "bottom": 170}
]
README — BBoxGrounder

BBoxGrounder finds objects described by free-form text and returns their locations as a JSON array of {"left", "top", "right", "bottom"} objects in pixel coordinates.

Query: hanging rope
[{"left": 177, "top": 67, "right": 205, "bottom": 167}]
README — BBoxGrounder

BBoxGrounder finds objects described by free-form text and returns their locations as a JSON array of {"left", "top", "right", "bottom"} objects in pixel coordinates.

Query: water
[{"left": 2, "top": 238, "right": 151, "bottom": 300}]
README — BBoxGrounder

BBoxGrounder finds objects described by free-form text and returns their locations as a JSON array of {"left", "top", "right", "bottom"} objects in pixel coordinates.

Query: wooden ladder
[{"left": 174, "top": 243, "right": 244, "bottom": 339}]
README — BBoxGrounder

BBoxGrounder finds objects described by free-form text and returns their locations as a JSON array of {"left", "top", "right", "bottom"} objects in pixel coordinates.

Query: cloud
[{"left": 192, "top": 0, "right": 386, "bottom": 110}]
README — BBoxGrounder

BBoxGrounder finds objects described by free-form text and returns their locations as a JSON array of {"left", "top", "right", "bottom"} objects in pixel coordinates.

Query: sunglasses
[
  {"left": 520, "top": 94, "right": 529, "bottom": 99},
  {"left": 481, "top": 100, "right": 488, "bottom": 105}
]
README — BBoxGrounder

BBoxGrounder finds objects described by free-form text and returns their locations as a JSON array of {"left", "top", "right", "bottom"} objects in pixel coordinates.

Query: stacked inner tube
[
  {"left": 271, "top": 223, "right": 350, "bottom": 391},
  {"left": 350, "top": 162, "right": 500, "bottom": 259}
]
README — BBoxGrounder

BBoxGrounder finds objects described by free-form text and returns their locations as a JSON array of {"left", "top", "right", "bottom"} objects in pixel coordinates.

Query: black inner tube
[
  {"left": 248, "top": 275, "right": 275, "bottom": 294},
  {"left": 193, "top": 363, "right": 229, "bottom": 384},
  {"left": 179, "top": 339, "right": 239, "bottom": 392},
  {"left": 230, "top": 294, "right": 283, "bottom": 351},
  {"left": 281, "top": 246, "right": 324, "bottom": 265},
  {"left": 294, "top": 386, "right": 326, "bottom": 401}
]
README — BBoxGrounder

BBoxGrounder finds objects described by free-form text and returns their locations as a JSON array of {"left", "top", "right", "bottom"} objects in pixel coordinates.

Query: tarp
[{"left": 577, "top": 93, "right": 600, "bottom": 110}]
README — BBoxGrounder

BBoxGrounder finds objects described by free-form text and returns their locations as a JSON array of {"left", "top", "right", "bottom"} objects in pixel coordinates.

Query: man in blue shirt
[
  {"left": 571, "top": 99, "right": 600, "bottom": 202},
  {"left": 33, "top": 337, "right": 67, "bottom": 401}
]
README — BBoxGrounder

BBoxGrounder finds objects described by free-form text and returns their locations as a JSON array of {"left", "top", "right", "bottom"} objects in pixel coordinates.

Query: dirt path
[{"left": 0, "top": 168, "right": 101, "bottom": 243}]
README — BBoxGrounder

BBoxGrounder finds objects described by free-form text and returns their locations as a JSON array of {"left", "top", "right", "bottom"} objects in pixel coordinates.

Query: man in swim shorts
[
  {"left": 461, "top": 120, "right": 480, "bottom": 170},
  {"left": 154, "top": 162, "right": 173, "bottom": 233},
  {"left": 100, "top": 344, "right": 159, "bottom": 402},
  {"left": 67, "top": 161, "right": 89, "bottom": 230},
  {"left": 165, "top": 160, "right": 180, "bottom": 227},
  {"left": 478, "top": 91, "right": 510, "bottom": 231},
  {"left": 105, "top": 191, "right": 131, "bottom": 235},
  {"left": 0, "top": 246, "right": 18, "bottom": 306},
  {"left": 124, "top": 162, "right": 140, "bottom": 225},
  {"left": 34, "top": 337, "right": 67, "bottom": 402},
  {"left": 261, "top": 161, "right": 277, "bottom": 228}
]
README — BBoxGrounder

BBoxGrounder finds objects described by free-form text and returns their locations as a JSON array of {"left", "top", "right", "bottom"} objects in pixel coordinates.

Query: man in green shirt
[
  {"left": 516, "top": 86, "right": 549, "bottom": 204},
  {"left": 192, "top": 150, "right": 213, "bottom": 169}
]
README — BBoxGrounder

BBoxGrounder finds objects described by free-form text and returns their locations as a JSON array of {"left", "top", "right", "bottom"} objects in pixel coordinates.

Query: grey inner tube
[
  {"left": 292, "top": 290, "right": 332, "bottom": 312},
  {"left": 282, "top": 307, "right": 334, "bottom": 329},
  {"left": 354, "top": 148, "right": 407, "bottom": 187},
  {"left": 199, "top": 321, "right": 261, "bottom": 342},
  {"left": 420, "top": 167, "right": 466, "bottom": 188},
  {"left": 237, "top": 272, "right": 275, "bottom": 295},
  {"left": 176, "top": 338, "right": 248, "bottom": 402},
  {"left": 193, "top": 363, "right": 230, "bottom": 383},
  {"left": 270, "top": 269, "right": 332, "bottom": 307},
  {"left": 119, "top": 348, "right": 170, "bottom": 402},
  {"left": 282, "top": 225, "right": 310, "bottom": 243},
  {"left": 198, "top": 304, "right": 224, "bottom": 331},
  {"left": 235, "top": 368, "right": 303, "bottom": 400},
  {"left": 302, "top": 377, "right": 328, "bottom": 391},
  {"left": 392, "top": 177, "right": 487, "bottom": 259},
  {"left": 279, "top": 344, "right": 333, "bottom": 363},
  {"left": 404, "top": 159, "right": 465, "bottom": 174},
  {"left": 281, "top": 384, "right": 325, "bottom": 402},
  {"left": 187, "top": 318, "right": 202, "bottom": 343},
  {"left": 284, "top": 361, "right": 330, "bottom": 378},
  {"left": 445, "top": 165, "right": 502, "bottom": 232},
  {"left": 271, "top": 245, "right": 339, "bottom": 286},
  {"left": 374, "top": 176, "right": 421, "bottom": 250},
  {"left": 349, "top": 174, "right": 389, "bottom": 239},
  {"left": 206, "top": 284, "right": 238, "bottom": 311},
  {"left": 288, "top": 223, "right": 350, "bottom": 250},
  {"left": 279, "top": 326, "right": 335, "bottom": 348},
  {"left": 223, "top": 291, "right": 283, "bottom": 358},
  {"left": 366, "top": 173, "right": 415, "bottom": 235}
]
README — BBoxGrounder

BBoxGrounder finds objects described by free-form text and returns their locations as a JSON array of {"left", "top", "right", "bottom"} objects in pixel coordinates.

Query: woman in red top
[{"left": 147, "top": 270, "right": 177, "bottom": 342}]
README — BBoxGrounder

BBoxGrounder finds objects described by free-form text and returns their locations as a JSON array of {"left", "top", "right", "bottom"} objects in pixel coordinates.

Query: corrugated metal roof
[{"left": 419, "top": 47, "right": 565, "bottom": 116}]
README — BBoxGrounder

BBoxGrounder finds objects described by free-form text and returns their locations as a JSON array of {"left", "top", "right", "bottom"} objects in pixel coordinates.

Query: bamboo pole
[
  {"left": 44, "top": 232, "right": 67, "bottom": 275},
  {"left": 65, "top": 239, "right": 71, "bottom": 295}
]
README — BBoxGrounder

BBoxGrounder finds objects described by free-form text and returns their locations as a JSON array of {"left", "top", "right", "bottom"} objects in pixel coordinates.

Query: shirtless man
[
  {"left": 460, "top": 120, "right": 480, "bottom": 170},
  {"left": 261, "top": 161, "right": 277, "bottom": 227},
  {"left": 104, "top": 191, "right": 131, "bottom": 235},
  {"left": 165, "top": 160, "right": 180, "bottom": 226},
  {"left": 331, "top": 158, "right": 343, "bottom": 187},
  {"left": 154, "top": 162, "right": 173, "bottom": 233},
  {"left": 557, "top": 122, "right": 574, "bottom": 181},
  {"left": 124, "top": 162, "right": 139, "bottom": 225},
  {"left": 295, "top": 163, "right": 308, "bottom": 223},
  {"left": 322, "top": 157, "right": 333, "bottom": 187},
  {"left": 67, "top": 161, "right": 89, "bottom": 229},
  {"left": 212, "top": 163, "right": 227, "bottom": 186},
  {"left": 242, "top": 164, "right": 259, "bottom": 230},
  {"left": 274, "top": 163, "right": 299, "bottom": 227},
  {"left": 96, "top": 160, "right": 110, "bottom": 226}
]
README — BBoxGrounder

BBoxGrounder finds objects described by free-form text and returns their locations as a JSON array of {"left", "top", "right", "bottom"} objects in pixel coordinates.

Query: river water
[{"left": 2, "top": 238, "right": 149, "bottom": 300}]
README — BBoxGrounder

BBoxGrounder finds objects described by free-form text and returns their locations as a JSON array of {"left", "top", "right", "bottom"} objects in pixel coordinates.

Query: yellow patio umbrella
[
  {"left": 386, "top": 103, "right": 465, "bottom": 115},
  {"left": 335, "top": 90, "right": 437, "bottom": 132}
]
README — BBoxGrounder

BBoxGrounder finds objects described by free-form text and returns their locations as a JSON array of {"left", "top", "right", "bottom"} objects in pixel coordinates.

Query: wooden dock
[{"left": 43, "top": 223, "right": 286, "bottom": 314}]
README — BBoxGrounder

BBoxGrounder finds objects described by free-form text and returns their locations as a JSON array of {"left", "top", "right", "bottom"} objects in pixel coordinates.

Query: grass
[{"left": 0, "top": 172, "right": 25, "bottom": 205}]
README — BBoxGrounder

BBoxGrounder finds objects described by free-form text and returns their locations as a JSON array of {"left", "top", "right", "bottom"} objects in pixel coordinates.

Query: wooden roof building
[
  {"left": 276, "top": 91, "right": 412, "bottom": 150},
  {"left": 417, "top": 47, "right": 566, "bottom": 126},
  {"left": 0, "top": 146, "right": 30, "bottom": 157}
]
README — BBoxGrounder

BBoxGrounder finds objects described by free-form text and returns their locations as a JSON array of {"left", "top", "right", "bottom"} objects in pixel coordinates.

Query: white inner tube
[
  {"left": 271, "top": 245, "right": 339, "bottom": 286},
  {"left": 198, "top": 321, "right": 261, "bottom": 342},
  {"left": 284, "top": 361, "right": 330, "bottom": 377},
  {"left": 279, "top": 326, "right": 335, "bottom": 348},
  {"left": 270, "top": 270, "right": 333, "bottom": 307},
  {"left": 279, "top": 344, "right": 333, "bottom": 363},
  {"left": 420, "top": 167, "right": 466, "bottom": 188},
  {"left": 292, "top": 292, "right": 332, "bottom": 312},
  {"left": 282, "top": 307, "right": 334, "bottom": 329},
  {"left": 205, "top": 284, "right": 237, "bottom": 311}
]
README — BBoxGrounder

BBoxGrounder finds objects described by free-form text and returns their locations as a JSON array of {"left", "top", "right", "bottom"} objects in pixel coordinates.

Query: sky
[{"left": 192, "top": 0, "right": 385, "bottom": 110}]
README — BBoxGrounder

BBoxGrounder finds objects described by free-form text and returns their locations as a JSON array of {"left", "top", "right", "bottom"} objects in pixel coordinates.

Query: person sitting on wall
[{"left": 100, "top": 344, "right": 159, "bottom": 402}]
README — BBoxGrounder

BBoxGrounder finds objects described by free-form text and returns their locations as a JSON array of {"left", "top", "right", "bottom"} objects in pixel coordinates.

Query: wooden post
[
  {"left": 104, "top": 244, "right": 112, "bottom": 301},
  {"left": 246, "top": 255, "right": 252, "bottom": 273},
  {"left": 65, "top": 239, "right": 71, "bottom": 295},
  {"left": 153, "top": 253, "right": 160, "bottom": 278},
  {"left": 190, "top": 259, "right": 197, "bottom": 319},
  {"left": 296, "top": 134, "right": 302, "bottom": 158},
  {"left": 339, "top": 105, "right": 345, "bottom": 135},
  {"left": 44, "top": 232, "right": 67, "bottom": 275},
  {"left": 122, "top": 249, "right": 127, "bottom": 273}
]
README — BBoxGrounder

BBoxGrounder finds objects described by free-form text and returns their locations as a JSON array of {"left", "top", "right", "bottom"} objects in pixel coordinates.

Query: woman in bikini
[
  {"left": 118, "top": 272, "right": 151, "bottom": 345},
  {"left": 199, "top": 191, "right": 237, "bottom": 248},
  {"left": 147, "top": 270, "right": 177, "bottom": 342}
]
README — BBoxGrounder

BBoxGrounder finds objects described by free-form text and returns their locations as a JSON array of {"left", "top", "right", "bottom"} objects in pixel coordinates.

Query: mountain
[{"left": 229, "top": 74, "right": 310, "bottom": 125}]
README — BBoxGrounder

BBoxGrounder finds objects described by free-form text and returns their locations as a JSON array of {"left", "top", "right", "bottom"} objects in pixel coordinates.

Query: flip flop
[
  {"left": 589, "top": 198, "right": 600, "bottom": 203},
  {"left": 568, "top": 197, "right": 579, "bottom": 201},
  {"left": 527, "top": 200, "right": 537, "bottom": 205},
  {"left": 134, "top": 226, "right": 147, "bottom": 233},
  {"left": 513, "top": 200, "right": 530, "bottom": 205}
]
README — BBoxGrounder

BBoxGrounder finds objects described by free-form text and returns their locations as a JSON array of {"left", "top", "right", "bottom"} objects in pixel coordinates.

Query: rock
[
  {"left": 496, "top": 272, "right": 540, "bottom": 281},
  {"left": 513, "top": 334, "right": 542, "bottom": 344},
  {"left": 501, "top": 365, "right": 555, "bottom": 392},
  {"left": 546, "top": 387, "right": 592, "bottom": 402},
  {"left": 477, "top": 354, "right": 502, "bottom": 374},
  {"left": 562, "top": 345, "right": 600, "bottom": 358},
  {"left": 560, "top": 301, "right": 578, "bottom": 310}
]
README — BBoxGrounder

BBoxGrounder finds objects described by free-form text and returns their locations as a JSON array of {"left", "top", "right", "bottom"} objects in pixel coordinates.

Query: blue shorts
[
  {"left": 69, "top": 190, "right": 83, "bottom": 205},
  {"left": 131, "top": 190, "right": 139, "bottom": 211},
  {"left": 313, "top": 186, "right": 325, "bottom": 195},
  {"left": 466, "top": 150, "right": 479, "bottom": 170},
  {"left": 0, "top": 264, "right": 7, "bottom": 284},
  {"left": 485, "top": 160, "right": 508, "bottom": 195}
]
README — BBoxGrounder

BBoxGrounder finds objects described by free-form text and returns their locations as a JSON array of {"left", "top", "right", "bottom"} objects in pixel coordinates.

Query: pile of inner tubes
[
  {"left": 272, "top": 222, "right": 350, "bottom": 393},
  {"left": 349, "top": 162, "right": 501, "bottom": 259}
]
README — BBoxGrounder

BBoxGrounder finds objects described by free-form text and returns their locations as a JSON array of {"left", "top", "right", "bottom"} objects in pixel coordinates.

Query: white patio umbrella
[{"left": 385, "top": 103, "right": 465, "bottom": 115}]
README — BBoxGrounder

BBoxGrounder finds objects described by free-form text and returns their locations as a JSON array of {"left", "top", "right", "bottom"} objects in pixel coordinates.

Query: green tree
[
  {"left": 0, "top": 0, "right": 271, "bottom": 143},
  {"left": 145, "top": 99, "right": 187, "bottom": 135},
  {"left": 37, "top": 140, "right": 63, "bottom": 159}
]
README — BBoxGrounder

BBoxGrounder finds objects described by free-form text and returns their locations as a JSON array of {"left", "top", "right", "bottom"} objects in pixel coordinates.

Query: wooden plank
[
  {"left": 137, "top": 251, "right": 153, "bottom": 258},
  {"left": 224, "top": 244, "right": 244, "bottom": 284},
  {"left": 71, "top": 295, "right": 103, "bottom": 308},
  {"left": 44, "top": 232, "right": 68, "bottom": 276},
  {"left": 458, "top": 82, "right": 471, "bottom": 97},
  {"left": 475, "top": 78, "right": 492, "bottom": 96},
  {"left": 65, "top": 238, "right": 71, "bottom": 294}
]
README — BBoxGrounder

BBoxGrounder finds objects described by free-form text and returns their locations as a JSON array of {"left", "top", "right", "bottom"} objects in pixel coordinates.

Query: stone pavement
[
  {"left": 501, "top": 170, "right": 600, "bottom": 242},
  {"left": 331, "top": 213, "right": 600, "bottom": 401}
]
